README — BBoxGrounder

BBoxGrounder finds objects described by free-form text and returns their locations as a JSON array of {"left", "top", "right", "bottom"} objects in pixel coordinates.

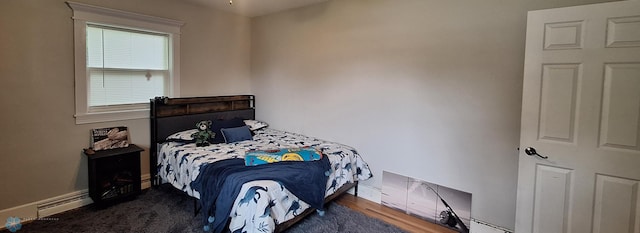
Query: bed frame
[{"left": 149, "top": 95, "right": 357, "bottom": 232}]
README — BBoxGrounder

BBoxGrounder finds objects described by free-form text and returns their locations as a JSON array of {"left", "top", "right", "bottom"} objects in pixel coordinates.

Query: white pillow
[
  {"left": 243, "top": 120, "right": 269, "bottom": 131},
  {"left": 166, "top": 129, "right": 198, "bottom": 141}
]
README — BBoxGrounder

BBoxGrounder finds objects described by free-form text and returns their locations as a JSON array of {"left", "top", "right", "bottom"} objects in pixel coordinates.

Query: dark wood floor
[{"left": 335, "top": 194, "right": 457, "bottom": 233}]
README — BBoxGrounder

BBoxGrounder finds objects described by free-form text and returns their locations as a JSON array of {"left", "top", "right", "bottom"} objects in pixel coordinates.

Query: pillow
[
  {"left": 243, "top": 119, "right": 269, "bottom": 131},
  {"left": 166, "top": 129, "right": 198, "bottom": 142},
  {"left": 211, "top": 118, "right": 246, "bottom": 143},
  {"left": 221, "top": 126, "right": 253, "bottom": 143}
]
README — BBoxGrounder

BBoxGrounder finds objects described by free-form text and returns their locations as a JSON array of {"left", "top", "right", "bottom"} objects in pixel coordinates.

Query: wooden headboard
[{"left": 149, "top": 95, "right": 255, "bottom": 186}]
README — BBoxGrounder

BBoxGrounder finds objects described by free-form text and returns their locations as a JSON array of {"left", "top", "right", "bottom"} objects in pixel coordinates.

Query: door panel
[
  {"left": 606, "top": 16, "right": 640, "bottom": 48},
  {"left": 532, "top": 165, "right": 573, "bottom": 233},
  {"left": 592, "top": 175, "right": 640, "bottom": 233},
  {"left": 516, "top": 1, "right": 640, "bottom": 233},
  {"left": 600, "top": 63, "right": 640, "bottom": 151},
  {"left": 539, "top": 64, "right": 581, "bottom": 143},
  {"left": 543, "top": 21, "right": 584, "bottom": 50}
]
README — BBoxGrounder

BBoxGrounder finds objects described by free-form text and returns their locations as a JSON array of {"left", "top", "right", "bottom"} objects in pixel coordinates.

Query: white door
[{"left": 516, "top": 1, "right": 640, "bottom": 233}]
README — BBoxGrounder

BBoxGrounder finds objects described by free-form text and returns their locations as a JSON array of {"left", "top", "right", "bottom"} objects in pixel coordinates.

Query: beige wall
[
  {"left": 0, "top": 0, "right": 251, "bottom": 210},
  {"left": 250, "top": 0, "right": 617, "bottom": 229},
  {"left": 0, "top": 0, "right": 622, "bottom": 230}
]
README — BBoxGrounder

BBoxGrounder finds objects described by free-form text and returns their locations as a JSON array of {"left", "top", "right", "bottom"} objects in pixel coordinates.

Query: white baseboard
[
  {"left": 0, "top": 202, "right": 37, "bottom": 229},
  {"left": 0, "top": 190, "right": 92, "bottom": 231},
  {"left": 141, "top": 173, "right": 152, "bottom": 190},
  {"left": 1, "top": 174, "right": 152, "bottom": 230},
  {"left": 36, "top": 189, "right": 93, "bottom": 217},
  {"left": 470, "top": 219, "right": 513, "bottom": 233},
  {"left": 347, "top": 183, "right": 381, "bottom": 203}
]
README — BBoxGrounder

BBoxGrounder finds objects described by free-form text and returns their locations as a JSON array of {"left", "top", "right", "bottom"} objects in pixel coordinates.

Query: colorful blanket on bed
[
  {"left": 192, "top": 156, "right": 331, "bottom": 233},
  {"left": 244, "top": 148, "right": 323, "bottom": 166}
]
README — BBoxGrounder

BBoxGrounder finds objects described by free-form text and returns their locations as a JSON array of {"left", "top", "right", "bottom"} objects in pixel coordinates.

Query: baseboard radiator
[{"left": 1, "top": 175, "right": 151, "bottom": 230}]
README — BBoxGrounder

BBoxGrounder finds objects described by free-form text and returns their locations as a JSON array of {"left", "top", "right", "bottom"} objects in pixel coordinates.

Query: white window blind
[
  {"left": 86, "top": 25, "right": 169, "bottom": 110},
  {"left": 69, "top": 1, "right": 183, "bottom": 124}
]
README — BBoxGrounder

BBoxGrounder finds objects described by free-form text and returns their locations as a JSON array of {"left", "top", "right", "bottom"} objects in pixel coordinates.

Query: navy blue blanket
[{"left": 191, "top": 156, "right": 331, "bottom": 233}]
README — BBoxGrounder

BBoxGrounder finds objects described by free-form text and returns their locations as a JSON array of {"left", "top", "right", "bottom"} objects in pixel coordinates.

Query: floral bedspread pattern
[{"left": 157, "top": 128, "right": 373, "bottom": 233}]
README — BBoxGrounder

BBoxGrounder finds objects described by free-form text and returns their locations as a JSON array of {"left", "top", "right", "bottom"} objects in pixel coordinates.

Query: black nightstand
[{"left": 84, "top": 144, "right": 143, "bottom": 206}]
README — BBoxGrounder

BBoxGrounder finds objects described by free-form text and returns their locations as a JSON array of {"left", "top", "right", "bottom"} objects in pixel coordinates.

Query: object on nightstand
[{"left": 90, "top": 126, "right": 130, "bottom": 151}]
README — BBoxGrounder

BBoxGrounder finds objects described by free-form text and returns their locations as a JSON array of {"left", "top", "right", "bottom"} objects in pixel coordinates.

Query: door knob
[{"left": 524, "top": 147, "right": 548, "bottom": 159}]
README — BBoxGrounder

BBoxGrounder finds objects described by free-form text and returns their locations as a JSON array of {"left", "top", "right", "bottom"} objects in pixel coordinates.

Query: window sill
[{"left": 75, "top": 109, "right": 149, "bottom": 124}]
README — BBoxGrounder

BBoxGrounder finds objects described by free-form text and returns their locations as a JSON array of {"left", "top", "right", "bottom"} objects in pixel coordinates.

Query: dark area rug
[{"left": 2, "top": 185, "right": 406, "bottom": 233}]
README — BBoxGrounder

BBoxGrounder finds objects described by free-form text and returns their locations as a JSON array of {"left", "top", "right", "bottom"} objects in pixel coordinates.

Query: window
[
  {"left": 68, "top": 1, "right": 183, "bottom": 124},
  {"left": 87, "top": 25, "right": 168, "bottom": 110}
]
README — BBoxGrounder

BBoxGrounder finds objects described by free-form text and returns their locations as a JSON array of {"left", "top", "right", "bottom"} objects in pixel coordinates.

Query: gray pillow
[{"left": 221, "top": 125, "right": 253, "bottom": 143}]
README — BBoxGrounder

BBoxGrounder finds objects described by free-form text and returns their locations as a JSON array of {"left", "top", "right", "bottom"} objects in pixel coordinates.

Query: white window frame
[{"left": 67, "top": 1, "right": 183, "bottom": 124}]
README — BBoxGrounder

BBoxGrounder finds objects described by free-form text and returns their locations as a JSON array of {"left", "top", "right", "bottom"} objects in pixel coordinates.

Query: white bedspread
[{"left": 157, "top": 128, "right": 372, "bottom": 232}]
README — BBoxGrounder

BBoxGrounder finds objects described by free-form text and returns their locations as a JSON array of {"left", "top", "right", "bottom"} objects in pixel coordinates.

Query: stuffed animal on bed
[{"left": 191, "top": 120, "right": 215, "bottom": 147}]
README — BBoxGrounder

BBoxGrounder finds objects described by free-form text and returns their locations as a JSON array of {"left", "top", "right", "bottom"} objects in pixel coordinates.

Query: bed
[{"left": 150, "top": 95, "right": 373, "bottom": 233}]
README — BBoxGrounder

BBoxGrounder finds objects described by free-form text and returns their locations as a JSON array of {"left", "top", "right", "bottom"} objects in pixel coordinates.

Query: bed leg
[
  {"left": 151, "top": 176, "right": 158, "bottom": 187},
  {"left": 194, "top": 198, "right": 201, "bottom": 217},
  {"left": 354, "top": 182, "right": 359, "bottom": 197}
]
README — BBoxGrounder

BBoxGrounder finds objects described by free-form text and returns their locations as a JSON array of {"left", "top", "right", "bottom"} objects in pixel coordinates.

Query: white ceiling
[{"left": 185, "top": 0, "right": 329, "bottom": 18}]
